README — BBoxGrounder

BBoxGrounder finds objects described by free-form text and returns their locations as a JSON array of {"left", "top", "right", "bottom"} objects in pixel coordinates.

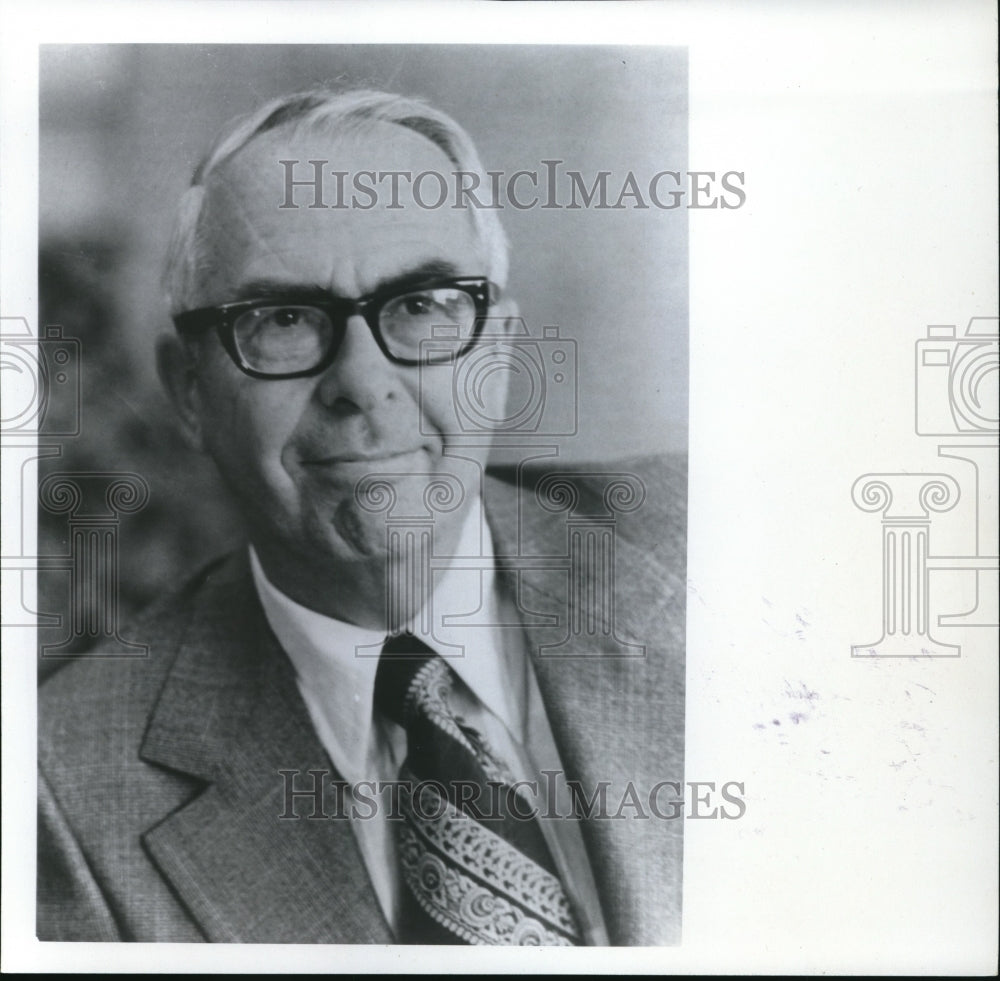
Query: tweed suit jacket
[{"left": 37, "top": 454, "right": 686, "bottom": 945}]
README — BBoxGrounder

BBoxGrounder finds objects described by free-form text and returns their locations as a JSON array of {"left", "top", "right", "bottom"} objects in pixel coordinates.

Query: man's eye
[
  {"left": 265, "top": 307, "right": 305, "bottom": 328},
  {"left": 247, "top": 306, "right": 330, "bottom": 333},
  {"left": 400, "top": 295, "right": 436, "bottom": 317}
]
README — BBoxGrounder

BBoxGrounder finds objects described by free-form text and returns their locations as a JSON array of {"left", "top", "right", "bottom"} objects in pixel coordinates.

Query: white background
[{"left": 2, "top": 0, "right": 997, "bottom": 974}]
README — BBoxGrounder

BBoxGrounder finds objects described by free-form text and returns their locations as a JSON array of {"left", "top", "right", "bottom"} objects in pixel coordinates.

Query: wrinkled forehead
[{"left": 192, "top": 119, "right": 485, "bottom": 303}]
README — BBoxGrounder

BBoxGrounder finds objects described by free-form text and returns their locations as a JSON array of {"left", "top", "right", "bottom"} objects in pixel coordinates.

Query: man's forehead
[{"left": 191, "top": 118, "right": 484, "bottom": 304}]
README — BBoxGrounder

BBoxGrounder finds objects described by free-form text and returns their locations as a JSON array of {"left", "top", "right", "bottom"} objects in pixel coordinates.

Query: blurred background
[{"left": 37, "top": 44, "right": 687, "bottom": 665}]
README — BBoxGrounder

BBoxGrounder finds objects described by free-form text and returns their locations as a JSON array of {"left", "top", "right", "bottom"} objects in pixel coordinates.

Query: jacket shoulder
[
  {"left": 487, "top": 451, "right": 686, "bottom": 557},
  {"left": 37, "top": 552, "right": 236, "bottom": 775}
]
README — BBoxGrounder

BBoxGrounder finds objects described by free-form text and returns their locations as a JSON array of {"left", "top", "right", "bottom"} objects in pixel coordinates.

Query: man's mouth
[{"left": 301, "top": 448, "right": 429, "bottom": 467}]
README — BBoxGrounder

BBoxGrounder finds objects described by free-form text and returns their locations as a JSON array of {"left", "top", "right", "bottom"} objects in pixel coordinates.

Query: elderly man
[{"left": 37, "top": 89, "right": 686, "bottom": 945}]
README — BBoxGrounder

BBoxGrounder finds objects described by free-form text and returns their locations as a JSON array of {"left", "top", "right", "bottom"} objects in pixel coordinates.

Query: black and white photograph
[
  {"left": 1, "top": 1, "right": 996, "bottom": 975},
  {"left": 32, "top": 44, "right": 689, "bottom": 946}
]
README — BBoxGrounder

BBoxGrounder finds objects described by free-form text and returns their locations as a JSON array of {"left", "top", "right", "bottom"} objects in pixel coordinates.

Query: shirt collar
[{"left": 249, "top": 498, "right": 522, "bottom": 783}]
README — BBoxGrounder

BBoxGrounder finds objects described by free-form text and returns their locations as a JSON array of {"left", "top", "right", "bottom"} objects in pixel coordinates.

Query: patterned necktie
[{"left": 374, "top": 632, "right": 582, "bottom": 946}]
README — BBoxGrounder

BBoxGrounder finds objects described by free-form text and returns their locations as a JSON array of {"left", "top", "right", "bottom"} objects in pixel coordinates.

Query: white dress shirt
[{"left": 249, "top": 500, "right": 608, "bottom": 944}]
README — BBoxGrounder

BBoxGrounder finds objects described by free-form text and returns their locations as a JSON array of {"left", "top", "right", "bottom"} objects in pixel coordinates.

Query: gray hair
[{"left": 162, "top": 88, "right": 510, "bottom": 315}]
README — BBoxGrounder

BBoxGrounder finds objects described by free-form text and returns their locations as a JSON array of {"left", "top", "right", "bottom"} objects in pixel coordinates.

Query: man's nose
[{"left": 315, "top": 314, "right": 399, "bottom": 413}]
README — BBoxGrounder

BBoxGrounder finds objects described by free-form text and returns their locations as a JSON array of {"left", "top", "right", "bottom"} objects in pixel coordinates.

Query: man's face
[{"left": 174, "top": 121, "right": 509, "bottom": 614}]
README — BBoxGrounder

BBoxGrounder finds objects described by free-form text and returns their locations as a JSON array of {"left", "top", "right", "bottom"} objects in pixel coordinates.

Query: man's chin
[
  {"left": 330, "top": 500, "right": 389, "bottom": 558},
  {"left": 327, "top": 476, "right": 468, "bottom": 558}
]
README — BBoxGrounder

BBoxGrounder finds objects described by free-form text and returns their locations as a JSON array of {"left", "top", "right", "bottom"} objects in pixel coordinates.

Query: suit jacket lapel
[
  {"left": 484, "top": 466, "right": 685, "bottom": 945},
  {"left": 138, "top": 554, "right": 392, "bottom": 944}
]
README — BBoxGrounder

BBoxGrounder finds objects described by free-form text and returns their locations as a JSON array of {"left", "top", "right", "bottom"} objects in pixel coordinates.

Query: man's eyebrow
[
  {"left": 375, "top": 260, "right": 464, "bottom": 293},
  {"left": 231, "top": 261, "right": 467, "bottom": 303},
  {"left": 230, "top": 279, "right": 327, "bottom": 301}
]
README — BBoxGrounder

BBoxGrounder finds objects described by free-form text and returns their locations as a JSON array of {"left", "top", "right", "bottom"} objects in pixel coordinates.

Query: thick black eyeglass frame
[{"left": 171, "top": 277, "right": 498, "bottom": 380}]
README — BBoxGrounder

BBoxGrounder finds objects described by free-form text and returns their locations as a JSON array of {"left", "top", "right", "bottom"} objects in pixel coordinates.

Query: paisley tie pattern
[{"left": 375, "top": 633, "right": 581, "bottom": 945}]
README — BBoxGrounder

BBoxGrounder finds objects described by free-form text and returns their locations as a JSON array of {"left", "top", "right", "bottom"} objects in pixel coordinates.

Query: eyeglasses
[{"left": 172, "top": 277, "right": 498, "bottom": 379}]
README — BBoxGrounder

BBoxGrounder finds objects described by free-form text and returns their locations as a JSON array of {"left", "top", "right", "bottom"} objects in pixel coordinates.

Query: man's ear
[{"left": 156, "top": 333, "right": 206, "bottom": 452}]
